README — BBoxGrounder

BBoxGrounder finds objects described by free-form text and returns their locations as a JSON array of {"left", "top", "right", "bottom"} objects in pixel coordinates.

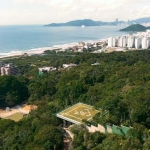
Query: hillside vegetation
[
  {"left": 120, "top": 24, "right": 150, "bottom": 32},
  {"left": 0, "top": 50, "right": 150, "bottom": 149}
]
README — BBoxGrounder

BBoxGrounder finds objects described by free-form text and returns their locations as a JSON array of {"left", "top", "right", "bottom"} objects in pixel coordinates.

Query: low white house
[
  {"left": 38, "top": 67, "right": 56, "bottom": 75},
  {"left": 91, "top": 62, "right": 100, "bottom": 66},
  {"left": 63, "top": 63, "right": 77, "bottom": 68}
]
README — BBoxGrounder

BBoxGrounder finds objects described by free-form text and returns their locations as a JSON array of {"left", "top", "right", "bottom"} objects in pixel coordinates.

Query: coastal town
[
  {"left": 0, "top": 27, "right": 150, "bottom": 60},
  {"left": 48, "top": 29, "right": 150, "bottom": 54},
  {"left": 1, "top": 29, "right": 150, "bottom": 77}
]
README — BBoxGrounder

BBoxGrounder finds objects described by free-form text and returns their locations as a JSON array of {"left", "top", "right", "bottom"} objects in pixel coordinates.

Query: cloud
[
  {"left": 13, "top": 0, "right": 53, "bottom": 5},
  {"left": 0, "top": 0, "right": 149, "bottom": 25},
  {"left": 13, "top": 0, "right": 48, "bottom": 3},
  {"left": 82, "top": 8, "right": 96, "bottom": 12}
]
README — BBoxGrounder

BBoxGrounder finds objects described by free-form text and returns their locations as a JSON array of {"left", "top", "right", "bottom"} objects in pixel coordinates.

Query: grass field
[
  {"left": 5, "top": 113, "right": 24, "bottom": 122},
  {"left": 57, "top": 103, "right": 100, "bottom": 124}
]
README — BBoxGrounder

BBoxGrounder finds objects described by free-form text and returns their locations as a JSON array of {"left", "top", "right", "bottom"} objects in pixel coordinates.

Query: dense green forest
[
  {"left": 0, "top": 50, "right": 150, "bottom": 149},
  {"left": 0, "top": 76, "right": 28, "bottom": 107}
]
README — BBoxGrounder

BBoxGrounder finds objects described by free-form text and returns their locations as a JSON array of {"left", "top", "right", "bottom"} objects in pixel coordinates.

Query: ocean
[{"left": 0, "top": 25, "right": 127, "bottom": 57}]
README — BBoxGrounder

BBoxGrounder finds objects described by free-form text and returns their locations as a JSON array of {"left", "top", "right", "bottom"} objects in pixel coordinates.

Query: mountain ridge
[
  {"left": 45, "top": 17, "right": 150, "bottom": 27},
  {"left": 132, "top": 17, "right": 150, "bottom": 24},
  {"left": 44, "top": 19, "right": 125, "bottom": 27}
]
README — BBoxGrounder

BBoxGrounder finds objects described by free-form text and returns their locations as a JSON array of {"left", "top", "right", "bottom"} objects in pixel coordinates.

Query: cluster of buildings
[
  {"left": 108, "top": 30, "right": 150, "bottom": 50},
  {"left": 79, "top": 41, "right": 106, "bottom": 51},
  {"left": 103, "top": 19, "right": 133, "bottom": 26},
  {"left": 60, "top": 40, "right": 106, "bottom": 53},
  {"left": 38, "top": 67, "right": 57, "bottom": 75},
  {"left": 0, "top": 62, "right": 19, "bottom": 76},
  {"left": 38, "top": 63, "right": 77, "bottom": 75}
]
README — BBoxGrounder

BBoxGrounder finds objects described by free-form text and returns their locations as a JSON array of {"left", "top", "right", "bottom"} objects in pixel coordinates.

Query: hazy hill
[
  {"left": 132, "top": 17, "right": 150, "bottom": 24},
  {"left": 44, "top": 19, "right": 125, "bottom": 27},
  {"left": 120, "top": 24, "right": 150, "bottom": 32},
  {"left": 45, "top": 19, "right": 102, "bottom": 27},
  {"left": 45, "top": 17, "right": 150, "bottom": 27}
]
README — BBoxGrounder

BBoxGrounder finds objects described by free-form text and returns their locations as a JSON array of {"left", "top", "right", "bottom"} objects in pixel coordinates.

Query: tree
[
  {"left": 0, "top": 76, "right": 28, "bottom": 107},
  {"left": 34, "top": 125, "right": 63, "bottom": 150}
]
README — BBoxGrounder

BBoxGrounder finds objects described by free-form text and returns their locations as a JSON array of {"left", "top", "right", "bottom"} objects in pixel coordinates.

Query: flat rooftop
[{"left": 56, "top": 103, "right": 100, "bottom": 124}]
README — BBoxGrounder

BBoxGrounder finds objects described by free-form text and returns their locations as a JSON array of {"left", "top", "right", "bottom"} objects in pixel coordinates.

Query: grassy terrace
[
  {"left": 57, "top": 103, "right": 100, "bottom": 124},
  {"left": 4, "top": 113, "right": 24, "bottom": 122}
]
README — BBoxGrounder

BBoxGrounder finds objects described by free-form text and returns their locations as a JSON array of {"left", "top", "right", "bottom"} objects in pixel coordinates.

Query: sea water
[{"left": 0, "top": 25, "right": 127, "bottom": 57}]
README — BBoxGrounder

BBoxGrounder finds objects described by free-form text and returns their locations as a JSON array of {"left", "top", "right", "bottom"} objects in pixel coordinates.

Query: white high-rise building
[
  {"left": 108, "top": 37, "right": 113, "bottom": 47},
  {"left": 122, "top": 36, "right": 127, "bottom": 47},
  {"left": 107, "top": 31, "right": 150, "bottom": 50},
  {"left": 127, "top": 35, "right": 134, "bottom": 48},
  {"left": 142, "top": 38, "right": 149, "bottom": 49},
  {"left": 118, "top": 36, "right": 127, "bottom": 47},
  {"left": 112, "top": 38, "right": 117, "bottom": 47},
  {"left": 135, "top": 38, "right": 141, "bottom": 49},
  {"left": 118, "top": 37, "right": 123, "bottom": 47}
]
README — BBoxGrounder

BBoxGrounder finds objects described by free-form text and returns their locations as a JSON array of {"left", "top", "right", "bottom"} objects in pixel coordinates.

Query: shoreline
[{"left": 0, "top": 38, "right": 107, "bottom": 59}]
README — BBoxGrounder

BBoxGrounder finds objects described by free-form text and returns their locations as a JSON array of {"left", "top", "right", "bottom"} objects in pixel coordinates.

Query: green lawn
[{"left": 5, "top": 113, "right": 24, "bottom": 122}]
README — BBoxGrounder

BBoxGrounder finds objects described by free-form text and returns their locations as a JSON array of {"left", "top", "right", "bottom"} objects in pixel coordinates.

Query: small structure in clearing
[{"left": 56, "top": 103, "right": 100, "bottom": 125}]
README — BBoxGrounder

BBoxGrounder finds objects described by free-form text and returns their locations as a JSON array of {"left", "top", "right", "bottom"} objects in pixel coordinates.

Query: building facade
[
  {"left": 0, "top": 63, "right": 19, "bottom": 76},
  {"left": 142, "top": 38, "right": 149, "bottom": 49},
  {"left": 108, "top": 37, "right": 113, "bottom": 47},
  {"left": 107, "top": 30, "right": 150, "bottom": 50},
  {"left": 38, "top": 67, "right": 56, "bottom": 75},
  {"left": 127, "top": 35, "right": 134, "bottom": 48},
  {"left": 135, "top": 38, "right": 141, "bottom": 49}
]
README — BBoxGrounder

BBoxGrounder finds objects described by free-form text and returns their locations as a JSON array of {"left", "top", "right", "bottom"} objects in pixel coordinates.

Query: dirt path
[{"left": 0, "top": 104, "right": 36, "bottom": 118}]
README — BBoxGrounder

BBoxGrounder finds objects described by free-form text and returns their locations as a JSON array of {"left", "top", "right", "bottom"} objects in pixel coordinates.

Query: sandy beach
[
  {"left": 0, "top": 39, "right": 107, "bottom": 59},
  {"left": 0, "top": 47, "right": 58, "bottom": 59}
]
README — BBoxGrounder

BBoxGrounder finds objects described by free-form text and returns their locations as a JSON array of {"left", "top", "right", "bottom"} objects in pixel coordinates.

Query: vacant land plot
[
  {"left": 4, "top": 112, "right": 24, "bottom": 122},
  {"left": 0, "top": 104, "right": 37, "bottom": 121},
  {"left": 57, "top": 103, "right": 100, "bottom": 124}
]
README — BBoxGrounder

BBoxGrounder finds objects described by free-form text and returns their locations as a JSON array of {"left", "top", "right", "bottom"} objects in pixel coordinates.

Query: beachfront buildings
[
  {"left": 118, "top": 36, "right": 127, "bottom": 47},
  {"left": 78, "top": 42, "right": 85, "bottom": 51},
  {"left": 107, "top": 30, "right": 150, "bottom": 50},
  {"left": 0, "top": 62, "right": 19, "bottom": 76},
  {"left": 142, "top": 38, "right": 149, "bottom": 49},
  {"left": 112, "top": 38, "right": 117, "bottom": 47},
  {"left": 127, "top": 35, "right": 134, "bottom": 48},
  {"left": 108, "top": 37, "right": 113, "bottom": 47},
  {"left": 135, "top": 38, "right": 141, "bottom": 49}
]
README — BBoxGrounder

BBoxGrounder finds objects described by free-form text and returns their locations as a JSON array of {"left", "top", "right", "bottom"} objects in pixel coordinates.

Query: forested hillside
[
  {"left": 0, "top": 50, "right": 150, "bottom": 149},
  {"left": 0, "top": 76, "right": 28, "bottom": 107}
]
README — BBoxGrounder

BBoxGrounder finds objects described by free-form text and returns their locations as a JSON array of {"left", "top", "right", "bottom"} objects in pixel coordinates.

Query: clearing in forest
[
  {"left": 4, "top": 112, "right": 25, "bottom": 122},
  {"left": 56, "top": 103, "right": 100, "bottom": 124}
]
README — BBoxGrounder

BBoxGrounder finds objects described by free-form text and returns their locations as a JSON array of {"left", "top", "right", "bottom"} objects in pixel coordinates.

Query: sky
[{"left": 0, "top": 0, "right": 150, "bottom": 25}]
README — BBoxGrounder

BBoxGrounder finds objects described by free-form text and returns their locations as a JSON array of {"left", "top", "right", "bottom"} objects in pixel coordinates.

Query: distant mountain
[
  {"left": 132, "top": 17, "right": 150, "bottom": 24},
  {"left": 45, "top": 19, "right": 102, "bottom": 27},
  {"left": 120, "top": 24, "right": 150, "bottom": 32},
  {"left": 45, "top": 19, "right": 126, "bottom": 27},
  {"left": 44, "top": 17, "right": 150, "bottom": 27}
]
